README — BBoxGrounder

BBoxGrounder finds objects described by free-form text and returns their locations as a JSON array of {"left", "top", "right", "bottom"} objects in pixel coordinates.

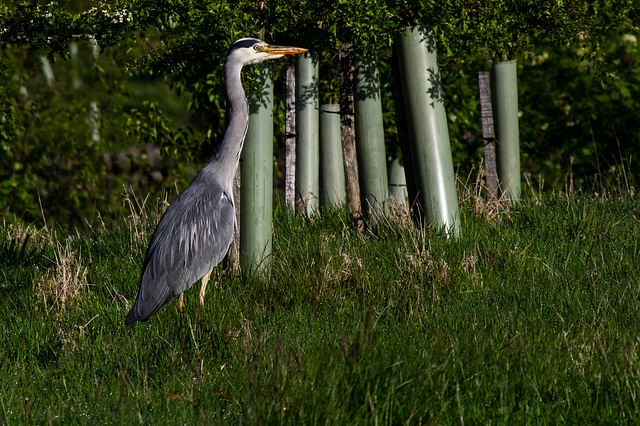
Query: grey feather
[
  {"left": 125, "top": 38, "right": 307, "bottom": 325},
  {"left": 126, "top": 174, "right": 234, "bottom": 323}
]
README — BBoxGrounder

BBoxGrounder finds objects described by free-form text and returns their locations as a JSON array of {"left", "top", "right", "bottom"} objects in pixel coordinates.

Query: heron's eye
[{"left": 253, "top": 45, "right": 260, "bottom": 51}]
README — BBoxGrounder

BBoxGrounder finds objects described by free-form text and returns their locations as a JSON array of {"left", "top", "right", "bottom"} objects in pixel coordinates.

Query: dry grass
[
  {"left": 1, "top": 217, "right": 50, "bottom": 249},
  {"left": 384, "top": 197, "right": 414, "bottom": 230},
  {"left": 121, "top": 184, "right": 175, "bottom": 263},
  {"left": 34, "top": 237, "right": 88, "bottom": 315},
  {"left": 122, "top": 186, "right": 153, "bottom": 249},
  {"left": 457, "top": 164, "right": 510, "bottom": 220}
]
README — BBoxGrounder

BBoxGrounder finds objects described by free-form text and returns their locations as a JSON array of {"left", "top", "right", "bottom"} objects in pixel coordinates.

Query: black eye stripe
[{"left": 232, "top": 38, "right": 261, "bottom": 50}]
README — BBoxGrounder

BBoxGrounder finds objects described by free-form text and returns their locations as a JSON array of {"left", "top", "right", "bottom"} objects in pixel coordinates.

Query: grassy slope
[{"left": 1, "top": 191, "right": 639, "bottom": 424}]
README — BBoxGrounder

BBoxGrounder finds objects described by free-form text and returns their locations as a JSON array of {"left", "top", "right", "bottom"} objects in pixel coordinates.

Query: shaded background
[{"left": 1, "top": 0, "right": 638, "bottom": 229}]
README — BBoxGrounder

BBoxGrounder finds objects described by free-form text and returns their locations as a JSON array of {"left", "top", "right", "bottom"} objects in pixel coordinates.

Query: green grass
[{"left": 1, "top": 190, "right": 640, "bottom": 424}]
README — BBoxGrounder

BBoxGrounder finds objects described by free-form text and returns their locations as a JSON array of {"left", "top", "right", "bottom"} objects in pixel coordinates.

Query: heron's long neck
[{"left": 211, "top": 61, "right": 248, "bottom": 191}]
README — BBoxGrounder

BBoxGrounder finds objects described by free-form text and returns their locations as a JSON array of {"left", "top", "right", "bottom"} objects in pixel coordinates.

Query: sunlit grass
[{"left": 1, "top": 187, "right": 639, "bottom": 423}]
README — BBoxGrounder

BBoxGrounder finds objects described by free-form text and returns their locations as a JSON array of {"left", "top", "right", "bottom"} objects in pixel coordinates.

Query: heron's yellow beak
[{"left": 262, "top": 45, "right": 308, "bottom": 56}]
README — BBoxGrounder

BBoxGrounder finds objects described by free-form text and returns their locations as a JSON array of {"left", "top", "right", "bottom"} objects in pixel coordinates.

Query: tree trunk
[
  {"left": 339, "top": 42, "right": 363, "bottom": 227},
  {"left": 285, "top": 63, "right": 296, "bottom": 210}
]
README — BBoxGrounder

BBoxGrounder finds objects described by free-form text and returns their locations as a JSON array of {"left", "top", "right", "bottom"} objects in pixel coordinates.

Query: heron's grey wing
[{"left": 125, "top": 181, "right": 235, "bottom": 324}]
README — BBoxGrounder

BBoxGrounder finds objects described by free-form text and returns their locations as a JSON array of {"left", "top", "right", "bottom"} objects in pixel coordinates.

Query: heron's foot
[
  {"left": 199, "top": 270, "right": 212, "bottom": 306},
  {"left": 178, "top": 292, "right": 184, "bottom": 311}
]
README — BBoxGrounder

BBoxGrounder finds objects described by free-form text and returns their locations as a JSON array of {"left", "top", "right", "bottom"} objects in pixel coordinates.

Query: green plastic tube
[
  {"left": 295, "top": 53, "right": 320, "bottom": 216},
  {"left": 355, "top": 55, "right": 389, "bottom": 220},
  {"left": 388, "top": 158, "right": 409, "bottom": 210},
  {"left": 395, "top": 25, "right": 461, "bottom": 237},
  {"left": 240, "top": 64, "right": 273, "bottom": 275},
  {"left": 320, "top": 104, "right": 347, "bottom": 208},
  {"left": 491, "top": 60, "right": 521, "bottom": 204}
]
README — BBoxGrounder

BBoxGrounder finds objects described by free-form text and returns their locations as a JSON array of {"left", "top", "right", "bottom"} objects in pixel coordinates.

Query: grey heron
[{"left": 125, "top": 38, "right": 307, "bottom": 325}]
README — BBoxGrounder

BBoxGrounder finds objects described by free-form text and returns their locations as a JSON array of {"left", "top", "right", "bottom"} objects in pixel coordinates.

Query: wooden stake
[
  {"left": 339, "top": 42, "right": 363, "bottom": 228},
  {"left": 285, "top": 63, "right": 296, "bottom": 210},
  {"left": 478, "top": 71, "right": 499, "bottom": 202}
]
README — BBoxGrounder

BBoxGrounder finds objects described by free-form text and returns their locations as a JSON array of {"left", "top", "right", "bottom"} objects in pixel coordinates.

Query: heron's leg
[
  {"left": 200, "top": 270, "right": 212, "bottom": 306},
  {"left": 178, "top": 292, "right": 184, "bottom": 311}
]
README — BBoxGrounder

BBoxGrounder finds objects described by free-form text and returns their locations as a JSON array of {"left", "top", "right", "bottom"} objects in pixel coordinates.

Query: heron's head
[{"left": 226, "top": 38, "right": 308, "bottom": 67}]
